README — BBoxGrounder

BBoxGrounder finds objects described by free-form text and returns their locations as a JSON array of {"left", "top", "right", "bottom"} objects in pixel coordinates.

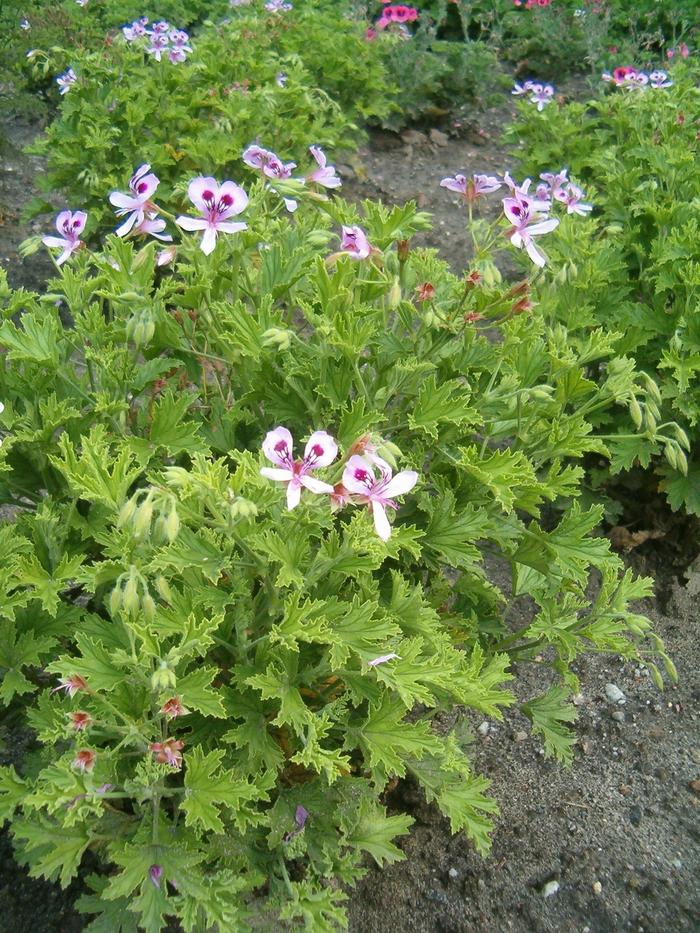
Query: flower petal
[
  {"left": 303, "top": 431, "right": 338, "bottom": 469},
  {"left": 286, "top": 480, "right": 302, "bottom": 510},
  {"left": 188, "top": 176, "right": 219, "bottom": 212},
  {"left": 200, "top": 226, "right": 218, "bottom": 255},
  {"left": 263, "top": 427, "right": 294, "bottom": 466},
  {"left": 382, "top": 469, "right": 418, "bottom": 498},
  {"left": 260, "top": 467, "right": 293, "bottom": 481},
  {"left": 299, "top": 475, "right": 334, "bottom": 494},
  {"left": 175, "top": 216, "right": 209, "bottom": 231},
  {"left": 342, "top": 455, "right": 375, "bottom": 495},
  {"left": 372, "top": 500, "right": 392, "bottom": 541}
]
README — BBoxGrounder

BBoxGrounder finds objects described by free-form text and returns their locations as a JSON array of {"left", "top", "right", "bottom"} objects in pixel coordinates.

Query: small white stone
[
  {"left": 448, "top": 867, "right": 459, "bottom": 879},
  {"left": 542, "top": 880, "right": 560, "bottom": 898},
  {"left": 593, "top": 881, "right": 602, "bottom": 895},
  {"left": 605, "top": 683, "right": 626, "bottom": 705},
  {"left": 477, "top": 721, "right": 490, "bottom": 736}
]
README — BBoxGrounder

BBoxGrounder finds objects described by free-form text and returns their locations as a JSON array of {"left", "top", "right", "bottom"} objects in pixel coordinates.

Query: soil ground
[{"left": 1, "top": 89, "right": 699, "bottom": 933}]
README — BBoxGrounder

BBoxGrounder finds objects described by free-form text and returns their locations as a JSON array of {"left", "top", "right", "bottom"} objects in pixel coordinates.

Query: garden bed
[{"left": 1, "top": 81, "right": 699, "bottom": 931}]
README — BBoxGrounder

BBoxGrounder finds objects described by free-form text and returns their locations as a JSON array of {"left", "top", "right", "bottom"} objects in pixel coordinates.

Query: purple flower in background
[
  {"left": 20, "top": 18, "right": 30, "bottom": 29},
  {"left": 342, "top": 455, "right": 418, "bottom": 541},
  {"left": 308, "top": 145, "right": 341, "bottom": 188},
  {"left": 150, "top": 20, "right": 170, "bottom": 34},
  {"left": 56, "top": 68, "right": 77, "bottom": 95},
  {"left": 276, "top": 71, "right": 288, "bottom": 87},
  {"left": 123, "top": 20, "right": 148, "bottom": 40},
  {"left": 283, "top": 805, "right": 309, "bottom": 842},
  {"left": 147, "top": 33, "right": 169, "bottom": 61},
  {"left": 149, "top": 865, "right": 163, "bottom": 889},
  {"left": 265, "top": 0, "right": 293, "bottom": 10},
  {"left": 554, "top": 183, "right": 592, "bottom": 216},
  {"left": 340, "top": 225, "right": 371, "bottom": 260},
  {"left": 440, "top": 173, "right": 501, "bottom": 203},
  {"left": 42, "top": 210, "right": 87, "bottom": 265},
  {"left": 260, "top": 427, "right": 337, "bottom": 510},
  {"left": 649, "top": 70, "right": 673, "bottom": 89},
  {"left": 529, "top": 83, "right": 554, "bottom": 110},
  {"left": 539, "top": 168, "right": 569, "bottom": 197},
  {"left": 175, "top": 176, "right": 248, "bottom": 254},
  {"left": 242, "top": 145, "right": 295, "bottom": 180},
  {"left": 511, "top": 80, "right": 535, "bottom": 96}
]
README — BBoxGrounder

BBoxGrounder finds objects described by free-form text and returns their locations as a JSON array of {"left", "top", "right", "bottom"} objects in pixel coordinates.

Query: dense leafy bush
[
  {"left": 0, "top": 0, "right": 230, "bottom": 115},
  {"left": 0, "top": 155, "right": 675, "bottom": 929},
  {"left": 26, "top": 9, "right": 393, "bottom": 228},
  {"left": 506, "top": 60, "right": 700, "bottom": 513}
]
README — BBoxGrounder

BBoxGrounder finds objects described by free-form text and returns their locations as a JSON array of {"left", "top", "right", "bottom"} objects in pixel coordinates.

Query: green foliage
[
  {"left": 24, "top": 4, "right": 393, "bottom": 227},
  {"left": 0, "top": 168, "right": 672, "bottom": 930},
  {"left": 506, "top": 60, "right": 700, "bottom": 512}
]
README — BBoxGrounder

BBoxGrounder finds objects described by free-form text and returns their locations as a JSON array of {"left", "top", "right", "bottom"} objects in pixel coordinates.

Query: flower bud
[
  {"left": 117, "top": 494, "right": 139, "bottom": 529},
  {"left": 108, "top": 584, "right": 122, "bottom": 618},
  {"left": 164, "top": 504, "right": 180, "bottom": 543},
  {"left": 142, "top": 592, "right": 157, "bottom": 622},
  {"left": 629, "top": 397, "right": 643, "bottom": 429},
  {"left": 261, "top": 328, "right": 292, "bottom": 351},
  {"left": 229, "top": 498, "right": 258, "bottom": 519},
  {"left": 396, "top": 239, "right": 410, "bottom": 262},
  {"left": 388, "top": 278, "right": 402, "bottom": 309},
  {"left": 643, "top": 406, "right": 657, "bottom": 433},
  {"left": 133, "top": 495, "right": 154, "bottom": 540},
  {"left": 661, "top": 653, "right": 678, "bottom": 683},
  {"left": 664, "top": 443, "right": 678, "bottom": 471},
  {"left": 122, "top": 570, "right": 141, "bottom": 618},
  {"left": 639, "top": 372, "right": 662, "bottom": 405},
  {"left": 151, "top": 660, "right": 177, "bottom": 692},
  {"left": 649, "top": 663, "right": 664, "bottom": 691},
  {"left": 154, "top": 574, "right": 173, "bottom": 604},
  {"left": 671, "top": 424, "right": 690, "bottom": 450}
]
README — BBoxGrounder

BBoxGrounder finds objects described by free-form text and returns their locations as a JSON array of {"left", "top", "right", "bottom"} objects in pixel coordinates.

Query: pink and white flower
[
  {"left": 42, "top": 210, "right": 87, "bottom": 265},
  {"left": 511, "top": 80, "right": 536, "bottom": 96},
  {"left": 51, "top": 673, "right": 88, "bottom": 697},
  {"left": 56, "top": 68, "right": 77, "bottom": 95},
  {"left": 133, "top": 214, "right": 172, "bottom": 241},
  {"left": 502, "top": 193, "right": 559, "bottom": 267},
  {"left": 554, "top": 182, "right": 592, "bottom": 216},
  {"left": 265, "top": 0, "right": 293, "bottom": 10},
  {"left": 108, "top": 163, "right": 160, "bottom": 236},
  {"left": 260, "top": 427, "right": 337, "bottom": 510},
  {"left": 150, "top": 738, "right": 184, "bottom": 769},
  {"left": 342, "top": 454, "right": 418, "bottom": 541},
  {"left": 440, "top": 173, "right": 501, "bottom": 202},
  {"left": 539, "top": 168, "right": 569, "bottom": 197},
  {"left": 529, "top": 83, "right": 554, "bottom": 110},
  {"left": 308, "top": 145, "right": 341, "bottom": 189},
  {"left": 73, "top": 749, "right": 96, "bottom": 772},
  {"left": 649, "top": 70, "right": 673, "bottom": 89},
  {"left": 123, "top": 19, "right": 148, "bottom": 41},
  {"left": 147, "top": 33, "right": 169, "bottom": 61},
  {"left": 175, "top": 177, "right": 248, "bottom": 255},
  {"left": 340, "top": 225, "right": 371, "bottom": 260}
]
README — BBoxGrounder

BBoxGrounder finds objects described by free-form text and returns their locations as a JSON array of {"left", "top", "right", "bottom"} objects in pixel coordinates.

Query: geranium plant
[
  {"left": 506, "top": 58, "right": 700, "bottom": 512},
  {"left": 0, "top": 149, "right": 677, "bottom": 931}
]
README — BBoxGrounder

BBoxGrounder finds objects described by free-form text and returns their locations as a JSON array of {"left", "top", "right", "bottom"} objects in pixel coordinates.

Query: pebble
[
  {"left": 612, "top": 710, "right": 625, "bottom": 723},
  {"left": 542, "top": 880, "right": 560, "bottom": 898},
  {"left": 592, "top": 881, "right": 602, "bottom": 895},
  {"left": 629, "top": 805, "right": 643, "bottom": 826},
  {"left": 477, "top": 721, "right": 491, "bottom": 736},
  {"left": 605, "top": 683, "right": 626, "bottom": 704},
  {"left": 448, "top": 867, "right": 459, "bottom": 879},
  {"left": 514, "top": 731, "right": 527, "bottom": 743}
]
